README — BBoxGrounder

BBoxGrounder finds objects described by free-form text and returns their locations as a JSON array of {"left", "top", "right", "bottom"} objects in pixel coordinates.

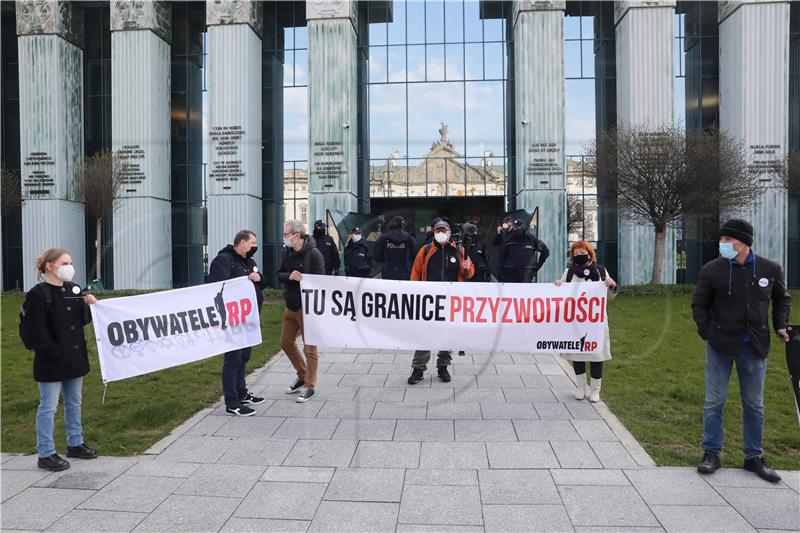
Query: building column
[
  {"left": 307, "top": 0, "right": 361, "bottom": 224},
  {"left": 17, "top": 1, "right": 86, "bottom": 290},
  {"left": 110, "top": 1, "right": 172, "bottom": 289},
  {"left": 719, "top": 0, "right": 789, "bottom": 268},
  {"left": 615, "top": 0, "right": 676, "bottom": 285},
  {"left": 513, "top": 0, "right": 566, "bottom": 284},
  {"left": 206, "top": 1, "right": 263, "bottom": 266}
]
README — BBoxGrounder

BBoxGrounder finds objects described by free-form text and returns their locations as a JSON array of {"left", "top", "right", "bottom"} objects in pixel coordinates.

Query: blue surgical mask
[{"left": 719, "top": 242, "right": 737, "bottom": 260}]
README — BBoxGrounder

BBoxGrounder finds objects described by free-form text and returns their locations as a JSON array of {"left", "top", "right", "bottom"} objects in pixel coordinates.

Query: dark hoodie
[
  {"left": 207, "top": 244, "right": 265, "bottom": 308},
  {"left": 373, "top": 228, "right": 417, "bottom": 280},
  {"left": 277, "top": 235, "right": 326, "bottom": 311}
]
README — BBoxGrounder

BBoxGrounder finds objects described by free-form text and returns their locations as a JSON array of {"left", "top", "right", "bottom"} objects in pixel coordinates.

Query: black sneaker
[
  {"left": 697, "top": 451, "right": 721, "bottom": 475},
  {"left": 408, "top": 368, "right": 424, "bottom": 385},
  {"left": 286, "top": 378, "right": 305, "bottom": 394},
  {"left": 437, "top": 366, "right": 451, "bottom": 383},
  {"left": 743, "top": 456, "right": 781, "bottom": 483},
  {"left": 66, "top": 443, "right": 98, "bottom": 459},
  {"left": 458, "top": 350, "right": 466, "bottom": 357},
  {"left": 241, "top": 392, "right": 265, "bottom": 405},
  {"left": 38, "top": 453, "right": 70, "bottom": 471},
  {"left": 225, "top": 405, "right": 256, "bottom": 417},
  {"left": 296, "top": 388, "right": 315, "bottom": 403}
]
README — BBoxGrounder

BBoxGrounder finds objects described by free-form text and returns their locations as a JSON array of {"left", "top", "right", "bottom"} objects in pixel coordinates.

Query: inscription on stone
[
  {"left": 526, "top": 142, "right": 562, "bottom": 185},
  {"left": 748, "top": 144, "right": 781, "bottom": 182},
  {"left": 118, "top": 144, "right": 146, "bottom": 187},
  {"left": 23, "top": 151, "right": 56, "bottom": 195},
  {"left": 311, "top": 141, "right": 345, "bottom": 188},
  {"left": 210, "top": 125, "right": 246, "bottom": 182}
]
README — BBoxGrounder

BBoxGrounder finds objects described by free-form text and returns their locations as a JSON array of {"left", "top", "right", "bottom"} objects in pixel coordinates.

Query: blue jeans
[
  {"left": 222, "top": 347, "right": 251, "bottom": 407},
  {"left": 702, "top": 343, "right": 766, "bottom": 459},
  {"left": 36, "top": 377, "right": 84, "bottom": 458}
]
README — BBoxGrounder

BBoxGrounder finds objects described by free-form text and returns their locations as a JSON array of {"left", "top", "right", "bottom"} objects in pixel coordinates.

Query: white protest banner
[
  {"left": 91, "top": 276, "right": 261, "bottom": 382},
  {"left": 301, "top": 275, "right": 607, "bottom": 354}
]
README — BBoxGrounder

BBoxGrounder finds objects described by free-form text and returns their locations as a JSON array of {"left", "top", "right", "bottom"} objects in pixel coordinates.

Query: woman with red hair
[{"left": 554, "top": 240, "right": 618, "bottom": 402}]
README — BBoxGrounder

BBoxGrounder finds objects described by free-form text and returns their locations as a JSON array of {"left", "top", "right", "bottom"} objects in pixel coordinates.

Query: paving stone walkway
[{"left": 2, "top": 349, "right": 799, "bottom": 532}]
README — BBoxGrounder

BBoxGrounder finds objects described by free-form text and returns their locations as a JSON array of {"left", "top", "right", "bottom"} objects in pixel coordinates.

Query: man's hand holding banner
[{"left": 301, "top": 275, "right": 608, "bottom": 354}]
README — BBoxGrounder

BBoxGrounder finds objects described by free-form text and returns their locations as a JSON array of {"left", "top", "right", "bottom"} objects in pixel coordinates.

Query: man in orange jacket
[{"left": 408, "top": 220, "right": 475, "bottom": 384}]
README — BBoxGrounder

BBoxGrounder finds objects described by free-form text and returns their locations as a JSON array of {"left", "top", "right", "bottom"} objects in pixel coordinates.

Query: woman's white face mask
[{"left": 56, "top": 265, "right": 75, "bottom": 282}]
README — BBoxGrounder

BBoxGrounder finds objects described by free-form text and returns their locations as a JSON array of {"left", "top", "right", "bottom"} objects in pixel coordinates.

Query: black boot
[
  {"left": 408, "top": 368, "right": 424, "bottom": 385},
  {"left": 743, "top": 456, "right": 781, "bottom": 483},
  {"left": 38, "top": 453, "right": 70, "bottom": 471},
  {"left": 437, "top": 366, "right": 451, "bottom": 383},
  {"left": 697, "top": 451, "right": 721, "bottom": 474},
  {"left": 66, "top": 443, "right": 98, "bottom": 459}
]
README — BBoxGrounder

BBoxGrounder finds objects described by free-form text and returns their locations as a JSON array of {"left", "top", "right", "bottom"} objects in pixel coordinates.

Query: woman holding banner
[
  {"left": 554, "top": 241, "right": 617, "bottom": 402},
  {"left": 19, "top": 248, "right": 98, "bottom": 471}
]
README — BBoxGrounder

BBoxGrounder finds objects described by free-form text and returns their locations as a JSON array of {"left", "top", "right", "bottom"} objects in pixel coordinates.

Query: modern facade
[{"left": 1, "top": 0, "right": 798, "bottom": 291}]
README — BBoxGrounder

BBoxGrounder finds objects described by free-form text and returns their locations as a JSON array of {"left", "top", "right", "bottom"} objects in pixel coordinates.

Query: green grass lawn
[
  {"left": 604, "top": 288, "right": 800, "bottom": 470},
  {"left": 1, "top": 291, "right": 283, "bottom": 456}
]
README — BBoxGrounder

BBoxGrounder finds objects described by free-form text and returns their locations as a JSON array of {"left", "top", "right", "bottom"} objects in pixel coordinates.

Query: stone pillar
[
  {"left": 307, "top": 0, "right": 360, "bottom": 224},
  {"left": 17, "top": 1, "right": 86, "bottom": 290},
  {"left": 206, "top": 1, "right": 263, "bottom": 266},
  {"left": 111, "top": 1, "right": 172, "bottom": 289},
  {"left": 513, "top": 0, "right": 566, "bottom": 283},
  {"left": 615, "top": 0, "right": 677, "bottom": 284},
  {"left": 719, "top": 0, "right": 789, "bottom": 268}
]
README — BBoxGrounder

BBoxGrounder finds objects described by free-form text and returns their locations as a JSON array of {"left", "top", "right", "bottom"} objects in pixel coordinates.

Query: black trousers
[
  {"left": 573, "top": 361, "right": 603, "bottom": 379},
  {"left": 222, "top": 346, "right": 252, "bottom": 407}
]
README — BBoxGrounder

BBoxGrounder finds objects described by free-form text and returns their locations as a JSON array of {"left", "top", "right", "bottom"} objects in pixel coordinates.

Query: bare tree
[
  {"left": 587, "top": 124, "right": 762, "bottom": 284},
  {"left": 775, "top": 150, "right": 800, "bottom": 194},
  {"left": 567, "top": 196, "right": 584, "bottom": 235},
  {"left": 73, "top": 150, "right": 124, "bottom": 280},
  {"left": 1, "top": 165, "right": 22, "bottom": 213}
]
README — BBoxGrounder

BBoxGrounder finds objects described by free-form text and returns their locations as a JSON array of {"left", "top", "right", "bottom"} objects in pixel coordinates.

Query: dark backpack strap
[
  {"left": 598, "top": 265, "right": 606, "bottom": 281},
  {"left": 566, "top": 270, "right": 574, "bottom": 283}
]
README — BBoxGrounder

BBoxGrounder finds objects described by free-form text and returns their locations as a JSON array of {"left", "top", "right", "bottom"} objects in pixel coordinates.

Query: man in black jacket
[
  {"left": 692, "top": 219, "right": 791, "bottom": 483},
  {"left": 343, "top": 227, "right": 372, "bottom": 278},
  {"left": 313, "top": 220, "right": 341, "bottom": 275},
  {"left": 373, "top": 215, "right": 417, "bottom": 280},
  {"left": 278, "top": 220, "right": 326, "bottom": 403},
  {"left": 497, "top": 219, "right": 549, "bottom": 283},
  {"left": 207, "top": 230, "right": 266, "bottom": 417},
  {"left": 462, "top": 221, "right": 489, "bottom": 283}
]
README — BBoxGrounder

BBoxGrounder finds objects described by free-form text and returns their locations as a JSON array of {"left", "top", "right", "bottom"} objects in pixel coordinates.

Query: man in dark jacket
[
  {"left": 408, "top": 220, "right": 474, "bottom": 385},
  {"left": 692, "top": 219, "right": 791, "bottom": 483},
  {"left": 462, "top": 221, "right": 489, "bottom": 282},
  {"left": 497, "top": 219, "right": 549, "bottom": 282},
  {"left": 313, "top": 220, "right": 341, "bottom": 275},
  {"left": 373, "top": 215, "right": 417, "bottom": 280},
  {"left": 207, "top": 229, "right": 266, "bottom": 417},
  {"left": 491, "top": 215, "right": 514, "bottom": 247},
  {"left": 278, "top": 220, "right": 326, "bottom": 403},
  {"left": 343, "top": 227, "right": 372, "bottom": 278}
]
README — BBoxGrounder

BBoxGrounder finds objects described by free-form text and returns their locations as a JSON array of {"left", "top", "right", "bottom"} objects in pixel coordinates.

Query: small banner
[
  {"left": 301, "top": 275, "right": 608, "bottom": 354},
  {"left": 91, "top": 277, "right": 262, "bottom": 382}
]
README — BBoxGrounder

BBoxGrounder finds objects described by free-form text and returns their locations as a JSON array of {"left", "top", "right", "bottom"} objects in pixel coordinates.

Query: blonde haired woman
[
  {"left": 554, "top": 240, "right": 618, "bottom": 402},
  {"left": 20, "top": 249, "right": 97, "bottom": 471}
]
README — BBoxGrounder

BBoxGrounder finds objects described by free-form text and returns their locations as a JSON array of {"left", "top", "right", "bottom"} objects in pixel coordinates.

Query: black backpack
[{"left": 19, "top": 286, "right": 50, "bottom": 350}]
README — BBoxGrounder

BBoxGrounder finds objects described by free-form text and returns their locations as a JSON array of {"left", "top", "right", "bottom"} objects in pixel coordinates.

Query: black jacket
[
  {"left": 313, "top": 232, "right": 341, "bottom": 275},
  {"left": 463, "top": 237, "right": 489, "bottom": 282},
  {"left": 692, "top": 253, "right": 791, "bottom": 358},
  {"left": 22, "top": 281, "right": 91, "bottom": 382},
  {"left": 277, "top": 235, "right": 326, "bottom": 311},
  {"left": 344, "top": 241, "right": 372, "bottom": 278},
  {"left": 498, "top": 230, "right": 550, "bottom": 283},
  {"left": 207, "top": 245, "right": 265, "bottom": 308},
  {"left": 373, "top": 229, "right": 418, "bottom": 280}
]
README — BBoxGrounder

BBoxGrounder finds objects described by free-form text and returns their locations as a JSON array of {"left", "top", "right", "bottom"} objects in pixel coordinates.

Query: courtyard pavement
[{"left": 2, "top": 348, "right": 798, "bottom": 532}]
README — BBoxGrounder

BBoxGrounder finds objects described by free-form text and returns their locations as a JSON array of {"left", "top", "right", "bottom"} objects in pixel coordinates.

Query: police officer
[
  {"left": 344, "top": 227, "right": 372, "bottom": 278},
  {"left": 462, "top": 221, "right": 489, "bottom": 282},
  {"left": 497, "top": 219, "right": 549, "bottom": 283},
  {"left": 373, "top": 215, "right": 417, "bottom": 280},
  {"left": 312, "top": 220, "right": 341, "bottom": 276},
  {"left": 207, "top": 229, "right": 266, "bottom": 416},
  {"left": 492, "top": 215, "right": 515, "bottom": 247}
]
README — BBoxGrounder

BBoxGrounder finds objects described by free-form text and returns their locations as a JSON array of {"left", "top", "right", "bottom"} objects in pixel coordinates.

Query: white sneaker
[
  {"left": 574, "top": 374, "right": 587, "bottom": 400},
  {"left": 589, "top": 378, "right": 602, "bottom": 403}
]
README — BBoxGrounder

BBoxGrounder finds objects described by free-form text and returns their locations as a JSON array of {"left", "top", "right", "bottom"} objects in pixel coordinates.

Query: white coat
[{"left": 558, "top": 265, "right": 615, "bottom": 363}]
